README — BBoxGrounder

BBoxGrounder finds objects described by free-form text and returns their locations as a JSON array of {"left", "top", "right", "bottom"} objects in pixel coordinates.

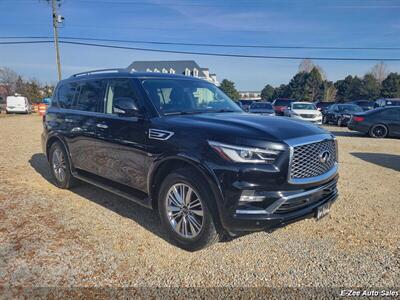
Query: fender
[{"left": 45, "top": 132, "right": 76, "bottom": 173}]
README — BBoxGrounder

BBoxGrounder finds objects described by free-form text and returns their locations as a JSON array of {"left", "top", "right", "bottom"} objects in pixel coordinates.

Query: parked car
[
  {"left": 284, "top": 102, "right": 322, "bottom": 124},
  {"left": 248, "top": 101, "right": 275, "bottom": 115},
  {"left": 374, "top": 98, "right": 400, "bottom": 108},
  {"left": 43, "top": 69, "right": 339, "bottom": 251},
  {"left": 314, "top": 101, "right": 332, "bottom": 113},
  {"left": 322, "top": 104, "right": 364, "bottom": 126},
  {"left": 349, "top": 100, "right": 374, "bottom": 111},
  {"left": 6, "top": 95, "right": 31, "bottom": 114},
  {"left": 238, "top": 100, "right": 254, "bottom": 112},
  {"left": 272, "top": 98, "right": 295, "bottom": 115},
  {"left": 348, "top": 106, "right": 400, "bottom": 138}
]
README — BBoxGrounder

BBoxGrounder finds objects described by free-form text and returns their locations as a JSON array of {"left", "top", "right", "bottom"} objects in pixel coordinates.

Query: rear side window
[
  {"left": 57, "top": 82, "right": 78, "bottom": 109},
  {"left": 104, "top": 79, "right": 141, "bottom": 114},
  {"left": 75, "top": 80, "right": 105, "bottom": 112}
]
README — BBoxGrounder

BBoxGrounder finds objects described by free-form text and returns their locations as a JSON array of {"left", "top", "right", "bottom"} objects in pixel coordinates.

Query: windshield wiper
[
  {"left": 209, "top": 109, "right": 238, "bottom": 113},
  {"left": 163, "top": 111, "right": 204, "bottom": 116}
]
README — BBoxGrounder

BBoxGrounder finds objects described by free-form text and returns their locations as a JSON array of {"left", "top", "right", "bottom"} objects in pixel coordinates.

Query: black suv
[{"left": 42, "top": 69, "right": 339, "bottom": 251}]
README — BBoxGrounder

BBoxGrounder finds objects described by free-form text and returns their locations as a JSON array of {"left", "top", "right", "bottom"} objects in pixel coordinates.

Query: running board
[{"left": 72, "top": 172, "right": 152, "bottom": 209}]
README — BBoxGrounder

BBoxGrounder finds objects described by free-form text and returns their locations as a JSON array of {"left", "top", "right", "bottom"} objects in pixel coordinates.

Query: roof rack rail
[{"left": 70, "top": 68, "right": 130, "bottom": 78}]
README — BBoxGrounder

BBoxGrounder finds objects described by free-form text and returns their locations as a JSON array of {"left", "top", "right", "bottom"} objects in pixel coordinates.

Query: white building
[{"left": 127, "top": 60, "right": 219, "bottom": 85}]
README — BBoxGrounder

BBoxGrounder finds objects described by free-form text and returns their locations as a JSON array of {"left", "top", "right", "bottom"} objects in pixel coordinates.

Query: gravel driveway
[{"left": 0, "top": 115, "right": 399, "bottom": 297}]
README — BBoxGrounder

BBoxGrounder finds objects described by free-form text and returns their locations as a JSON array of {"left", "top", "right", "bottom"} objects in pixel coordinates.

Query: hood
[
  {"left": 157, "top": 112, "right": 328, "bottom": 143},
  {"left": 292, "top": 109, "right": 319, "bottom": 115}
]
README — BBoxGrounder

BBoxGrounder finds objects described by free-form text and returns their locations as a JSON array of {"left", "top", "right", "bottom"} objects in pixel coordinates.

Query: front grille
[
  {"left": 290, "top": 139, "right": 336, "bottom": 180},
  {"left": 300, "top": 114, "right": 316, "bottom": 118}
]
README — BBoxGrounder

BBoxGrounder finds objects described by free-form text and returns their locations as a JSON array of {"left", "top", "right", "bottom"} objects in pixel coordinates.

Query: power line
[
  {"left": 1, "top": 36, "right": 400, "bottom": 51},
  {"left": 1, "top": 39, "right": 400, "bottom": 61}
]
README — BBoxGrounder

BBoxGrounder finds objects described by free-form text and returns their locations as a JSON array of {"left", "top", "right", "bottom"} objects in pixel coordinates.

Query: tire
[
  {"left": 49, "top": 142, "right": 78, "bottom": 189},
  {"left": 158, "top": 168, "right": 221, "bottom": 251},
  {"left": 369, "top": 124, "right": 388, "bottom": 138},
  {"left": 322, "top": 115, "right": 327, "bottom": 124},
  {"left": 337, "top": 118, "right": 343, "bottom": 127}
]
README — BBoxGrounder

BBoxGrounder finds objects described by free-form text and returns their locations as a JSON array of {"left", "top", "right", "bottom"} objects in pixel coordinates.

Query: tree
[
  {"left": 0, "top": 67, "right": 19, "bottom": 95},
  {"left": 272, "top": 84, "right": 290, "bottom": 99},
  {"left": 260, "top": 84, "right": 275, "bottom": 101},
  {"left": 284, "top": 67, "right": 324, "bottom": 101},
  {"left": 304, "top": 67, "right": 324, "bottom": 101},
  {"left": 361, "top": 74, "right": 380, "bottom": 100},
  {"left": 369, "top": 62, "right": 389, "bottom": 85},
  {"left": 322, "top": 81, "right": 337, "bottom": 102},
  {"left": 381, "top": 73, "right": 400, "bottom": 98},
  {"left": 298, "top": 59, "right": 326, "bottom": 80},
  {"left": 219, "top": 79, "right": 240, "bottom": 100}
]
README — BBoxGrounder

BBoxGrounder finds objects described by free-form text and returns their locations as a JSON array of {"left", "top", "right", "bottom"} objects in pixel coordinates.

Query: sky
[{"left": 0, "top": 0, "right": 400, "bottom": 90}]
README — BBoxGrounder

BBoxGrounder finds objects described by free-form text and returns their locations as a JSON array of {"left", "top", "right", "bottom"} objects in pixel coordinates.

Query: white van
[{"left": 6, "top": 95, "right": 31, "bottom": 114}]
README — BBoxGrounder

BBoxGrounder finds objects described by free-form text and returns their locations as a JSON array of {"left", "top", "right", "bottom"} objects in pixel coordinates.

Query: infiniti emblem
[{"left": 319, "top": 150, "right": 331, "bottom": 163}]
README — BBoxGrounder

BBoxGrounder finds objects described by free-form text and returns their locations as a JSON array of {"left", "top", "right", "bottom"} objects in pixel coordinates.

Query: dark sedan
[
  {"left": 323, "top": 104, "right": 364, "bottom": 126},
  {"left": 248, "top": 101, "right": 275, "bottom": 115},
  {"left": 348, "top": 106, "right": 400, "bottom": 138},
  {"left": 350, "top": 100, "right": 374, "bottom": 111}
]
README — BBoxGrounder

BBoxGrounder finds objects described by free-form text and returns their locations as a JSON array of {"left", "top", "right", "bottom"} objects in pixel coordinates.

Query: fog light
[{"left": 239, "top": 190, "right": 265, "bottom": 202}]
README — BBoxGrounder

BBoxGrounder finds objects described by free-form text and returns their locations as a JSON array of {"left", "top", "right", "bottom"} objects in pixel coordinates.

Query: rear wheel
[
  {"left": 49, "top": 142, "right": 77, "bottom": 189},
  {"left": 322, "top": 115, "right": 328, "bottom": 124},
  {"left": 369, "top": 124, "right": 388, "bottom": 138},
  {"left": 158, "top": 168, "right": 220, "bottom": 251}
]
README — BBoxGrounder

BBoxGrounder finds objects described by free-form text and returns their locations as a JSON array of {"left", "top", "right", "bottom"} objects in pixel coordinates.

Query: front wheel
[
  {"left": 322, "top": 115, "right": 327, "bottom": 124},
  {"left": 369, "top": 124, "right": 388, "bottom": 138},
  {"left": 158, "top": 168, "right": 221, "bottom": 251},
  {"left": 337, "top": 117, "right": 343, "bottom": 127}
]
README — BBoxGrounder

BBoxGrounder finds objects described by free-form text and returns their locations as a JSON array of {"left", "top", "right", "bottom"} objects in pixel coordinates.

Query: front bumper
[
  {"left": 221, "top": 176, "right": 338, "bottom": 232},
  {"left": 291, "top": 115, "right": 322, "bottom": 124}
]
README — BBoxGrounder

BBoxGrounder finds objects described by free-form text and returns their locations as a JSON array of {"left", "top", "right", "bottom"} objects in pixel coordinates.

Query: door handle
[{"left": 96, "top": 123, "right": 108, "bottom": 129}]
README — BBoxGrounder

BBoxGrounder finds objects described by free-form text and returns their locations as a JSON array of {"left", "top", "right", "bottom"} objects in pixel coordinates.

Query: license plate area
[{"left": 316, "top": 201, "right": 332, "bottom": 220}]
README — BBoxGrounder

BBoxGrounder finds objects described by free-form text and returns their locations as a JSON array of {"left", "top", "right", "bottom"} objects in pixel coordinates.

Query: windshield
[
  {"left": 142, "top": 79, "right": 242, "bottom": 115},
  {"left": 292, "top": 103, "right": 316, "bottom": 110},
  {"left": 250, "top": 102, "right": 273, "bottom": 109},
  {"left": 274, "top": 99, "right": 294, "bottom": 106},
  {"left": 339, "top": 105, "right": 363, "bottom": 112}
]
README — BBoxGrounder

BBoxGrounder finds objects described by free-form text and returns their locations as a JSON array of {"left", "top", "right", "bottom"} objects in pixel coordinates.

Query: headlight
[
  {"left": 208, "top": 141, "right": 280, "bottom": 163},
  {"left": 291, "top": 111, "right": 299, "bottom": 116}
]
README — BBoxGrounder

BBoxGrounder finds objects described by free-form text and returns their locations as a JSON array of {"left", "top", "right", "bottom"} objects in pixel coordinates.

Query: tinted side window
[
  {"left": 75, "top": 80, "right": 105, "bottom": 112},
  {"left": 57, "top": 82, "right": 78, "bottom": 109},
  {"left": 104, "top": 79, "right": 140, "bottom": 114}
]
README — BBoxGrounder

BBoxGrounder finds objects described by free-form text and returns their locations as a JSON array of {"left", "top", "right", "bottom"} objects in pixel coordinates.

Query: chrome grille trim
[{"left": 286, "top": 134, "right": 338, "bottom": 185}]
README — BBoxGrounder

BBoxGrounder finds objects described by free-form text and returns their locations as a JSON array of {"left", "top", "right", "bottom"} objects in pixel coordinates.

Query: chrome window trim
[{"left": 285, "top": 133, "right": 338, "bottom": 185}]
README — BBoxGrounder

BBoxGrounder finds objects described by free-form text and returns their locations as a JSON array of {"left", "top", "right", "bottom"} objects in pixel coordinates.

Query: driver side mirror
[
  {"left": 287, "top": 107, "right": 291, "bottom": 110},
  {"left": 114, "top": 97, "right": 142, "bottom": 117}
]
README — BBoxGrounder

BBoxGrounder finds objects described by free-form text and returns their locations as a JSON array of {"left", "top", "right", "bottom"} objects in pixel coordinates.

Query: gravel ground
[{"left": 0, "top": 115, "right": 399, "bottom": 297}]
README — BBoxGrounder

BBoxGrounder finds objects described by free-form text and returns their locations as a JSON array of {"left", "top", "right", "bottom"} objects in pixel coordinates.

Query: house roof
[{"left": 127, "top": 60, "right": 207, "bottom": 77}]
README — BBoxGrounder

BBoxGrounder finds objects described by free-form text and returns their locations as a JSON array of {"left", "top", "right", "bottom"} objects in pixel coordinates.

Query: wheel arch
[
  {"left": 148, "top": 155, "right": 224, "bottom": 214},
  {"left": 46, "top": 135, "right": 73, "bottom": 167}
]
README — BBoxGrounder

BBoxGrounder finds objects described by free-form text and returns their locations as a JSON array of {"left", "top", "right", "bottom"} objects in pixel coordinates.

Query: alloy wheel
[
  {"left": 165, "top": 183, "right": 204, "bottom": 239},
  {"left": 371, "top": 125, "right": 387, "bottom": 138},
  {"left": 52, "top": 148, "right": 67, "bottom": 182}
]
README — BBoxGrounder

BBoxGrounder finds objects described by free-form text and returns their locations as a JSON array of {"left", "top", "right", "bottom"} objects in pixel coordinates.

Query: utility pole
[{"left": 51, "top": 0, "right": 62, "bottom": 80}]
